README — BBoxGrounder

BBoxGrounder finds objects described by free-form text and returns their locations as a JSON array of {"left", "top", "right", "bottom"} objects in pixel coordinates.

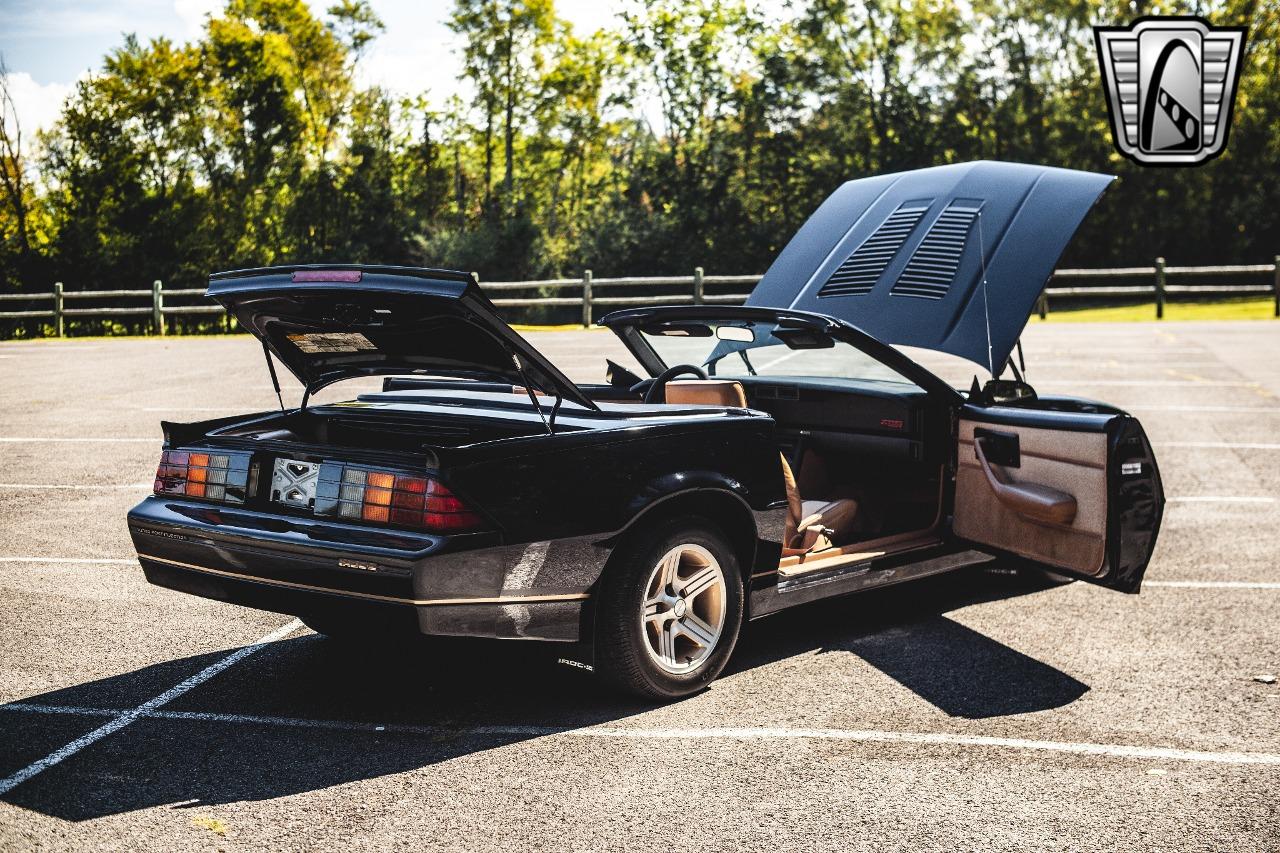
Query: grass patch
[{"left": 1034, "top": 297, "right": 1278, "bottom": 323}]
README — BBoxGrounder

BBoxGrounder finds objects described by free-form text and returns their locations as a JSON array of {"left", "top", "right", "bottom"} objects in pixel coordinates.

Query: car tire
[{"left": 595, "top": 516, "right": 744, "bottom": 700}]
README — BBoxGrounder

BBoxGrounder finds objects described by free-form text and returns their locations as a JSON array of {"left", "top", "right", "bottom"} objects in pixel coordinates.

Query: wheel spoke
[
  {"left": 658, "top": 622, "right": 678, "bottom": 663},
  {"left": 678, "top": 612, "right": 718, "bottom": 649},
  {"left": 657, "top": 550, "right": 681, "bottom": 591},
  {"left": 643, "top": 598, "right": 670, "bottom": 626},
  {"left": 677, "top": 565, "right": 719, "bottom": 600}
]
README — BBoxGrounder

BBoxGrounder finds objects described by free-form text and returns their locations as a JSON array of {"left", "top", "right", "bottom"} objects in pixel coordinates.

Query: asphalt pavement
[{"left": 1, "top": 321, "right": 1278, "bottom": 852}]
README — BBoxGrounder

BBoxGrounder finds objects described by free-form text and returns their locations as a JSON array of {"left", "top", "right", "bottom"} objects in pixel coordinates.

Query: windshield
[{"left": 639, "top": 320, "right": 917, "bottom": 386}]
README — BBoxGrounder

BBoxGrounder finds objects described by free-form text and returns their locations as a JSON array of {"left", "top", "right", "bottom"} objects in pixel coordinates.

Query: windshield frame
[{"left": 600, "top": 306, "right": 962, "bottom": 403}]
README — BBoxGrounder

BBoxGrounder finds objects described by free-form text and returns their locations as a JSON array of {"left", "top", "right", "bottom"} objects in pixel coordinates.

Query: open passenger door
[{"left": 952, "top": 405, "right": 1164, "bottom": 592}]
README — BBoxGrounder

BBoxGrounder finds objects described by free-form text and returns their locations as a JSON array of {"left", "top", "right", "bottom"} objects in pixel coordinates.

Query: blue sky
[{"left": 0, "top": 0, "right": 624, "bottom": 133}]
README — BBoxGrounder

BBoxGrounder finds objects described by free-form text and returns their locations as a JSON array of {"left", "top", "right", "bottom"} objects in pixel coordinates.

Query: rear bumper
[{"left": 128, "top": 497, "right": 603, "bottom": 641}]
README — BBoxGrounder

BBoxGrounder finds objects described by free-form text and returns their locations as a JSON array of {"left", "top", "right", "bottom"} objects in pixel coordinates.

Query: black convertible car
[{"left": 128, "top": 161, "right": 1164, "bottom": 699}]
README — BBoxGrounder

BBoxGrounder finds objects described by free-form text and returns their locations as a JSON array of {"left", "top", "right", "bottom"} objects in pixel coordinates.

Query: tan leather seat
[
  {"left": 663, "top": 379, "right": 748, "bottom": 407},
  {"left": 661, "top": 380, "right": 857, "bottom": 553},
  {"left": 780, "top": 453, "right": 858, "bottom": 555}
]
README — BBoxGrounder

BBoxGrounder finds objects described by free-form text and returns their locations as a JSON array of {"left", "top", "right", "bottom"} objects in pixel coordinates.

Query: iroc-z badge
[{"left": 1094, "top": 17, "right": 1247, "bottom": 166}]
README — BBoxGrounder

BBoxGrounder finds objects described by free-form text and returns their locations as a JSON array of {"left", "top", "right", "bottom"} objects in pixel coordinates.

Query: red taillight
[
  {"left": 335, "top": 467, "right": 483, "bottom": 533},
  {"left": 153, "top": 450, "right": 248, "bottom": 504}
]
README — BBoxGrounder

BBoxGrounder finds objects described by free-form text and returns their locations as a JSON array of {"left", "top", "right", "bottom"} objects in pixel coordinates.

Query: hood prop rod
[{"left": 262, "top": 341, "right": 286, "bottom": 414}]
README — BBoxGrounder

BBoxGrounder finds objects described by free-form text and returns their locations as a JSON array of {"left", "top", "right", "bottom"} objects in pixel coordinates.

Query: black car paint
[
  {"left": 208, "top": 264, "right": 598, "bottom": 410},
  {"left": 128, "top": 397, "right": 790, "bottom": 644},
  {"left": 128, "top": 240, "right": 1164, "bottom": 664}
]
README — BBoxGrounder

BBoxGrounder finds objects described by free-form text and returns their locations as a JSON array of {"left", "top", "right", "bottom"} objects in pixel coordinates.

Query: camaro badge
[{"left": 1094, "top": 17, "right": 1246, "bottom": 166}]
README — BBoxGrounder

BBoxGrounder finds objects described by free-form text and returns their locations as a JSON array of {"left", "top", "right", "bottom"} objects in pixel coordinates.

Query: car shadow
[
  {"left": 729, "top": 568, "right": 1089, "bottom": 718},
  {"left": 1, "top": 567, "right": 1086, "bottom": 821}
]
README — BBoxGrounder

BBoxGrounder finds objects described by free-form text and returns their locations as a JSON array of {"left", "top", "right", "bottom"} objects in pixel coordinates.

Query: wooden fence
[{"left": 2, "top": 257, "right": 1277, "bottom": 336}]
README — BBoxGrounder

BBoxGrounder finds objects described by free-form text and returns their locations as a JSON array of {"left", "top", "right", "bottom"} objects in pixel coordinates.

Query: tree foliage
[{"left": 0, "top": 0, "right": 1276, "bottom": 300}]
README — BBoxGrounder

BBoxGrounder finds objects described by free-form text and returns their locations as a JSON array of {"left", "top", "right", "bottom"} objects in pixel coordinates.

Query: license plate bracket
[{"left": 271, "top": 458, "right": 320, "bottom": 509}]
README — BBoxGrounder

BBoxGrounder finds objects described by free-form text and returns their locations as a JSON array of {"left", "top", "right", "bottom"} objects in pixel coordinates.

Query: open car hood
[
  {"left": 208, "top": 265, "right": 597, "bottom": 410},
  {"left": 747, "top": 161, "right": 1114, "bottom": 372}
]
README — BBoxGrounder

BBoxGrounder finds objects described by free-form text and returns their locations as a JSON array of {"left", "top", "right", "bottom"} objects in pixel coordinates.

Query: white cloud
[
  {"left": 173, "top": 0, "right": 225, "bottom": 37},
  {"left": 1, "top": 72, "right": 73, "bottom": 138}
]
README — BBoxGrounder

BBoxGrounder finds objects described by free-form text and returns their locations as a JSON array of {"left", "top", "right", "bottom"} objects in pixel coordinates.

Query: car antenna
[
  {"left": 976, "top": 208, "right": 996, "bottom": 379},
  {"left": 261, "top": 341, "right": 286, "bottom": 413},
  {"left": 510, "top": 351, "right": 554, "bottom": 434}
]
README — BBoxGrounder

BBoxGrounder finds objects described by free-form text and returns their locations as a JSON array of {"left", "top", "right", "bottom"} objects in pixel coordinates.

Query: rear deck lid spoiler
[
  {"left": 746, "top": 161, "right": 1114, "bottom": 373},
  {"left": 207, "top": 265, "right": 597, "bottom": 410}
]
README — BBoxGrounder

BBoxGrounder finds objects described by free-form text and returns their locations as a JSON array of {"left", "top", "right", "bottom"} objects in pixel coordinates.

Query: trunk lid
[
  {"left": 207, "top": 265, "right": 597, "bottom": 410},
  {"left": 746, "top": 161, "right": 1114, "bottom": 373}
]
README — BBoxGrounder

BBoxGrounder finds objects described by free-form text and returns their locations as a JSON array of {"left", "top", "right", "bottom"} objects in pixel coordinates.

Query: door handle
[{"left": 973, "top": 436, "right": 1078, "bottom": 525}]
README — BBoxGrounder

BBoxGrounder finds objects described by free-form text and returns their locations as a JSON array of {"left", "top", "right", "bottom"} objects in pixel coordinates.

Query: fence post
[
  {"left": 152, "top": 279, "right": 165, "bottom": 336},
  {"left": 1273, "top": 255, "right": 1279, "bottom": 318},
  {"left": 1037, "top": 291, "right": 1047, "bottom": 320},
  {"left": 53, "top": 282, "right": 64, "bottom": 337},
  {"left": 581, "top": 269, "right": 593, "bottom": 328},
  {"left": 1154, "top": 258, "right": 1166, "bottom": 320},
  {"left": 693, "top": 266, "right": 704, "bottom": 305}
]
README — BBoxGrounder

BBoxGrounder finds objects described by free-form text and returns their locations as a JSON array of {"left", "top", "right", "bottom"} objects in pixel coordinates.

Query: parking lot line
[
  {"left": 1127, "top": 405, "right": 1280, "bottom": 413},
  {"left": 1159, "top": 441, "right": 1280, "bottom": 450},
  {"left": 0, "top": 556, "right": 136, "bottom": 564},
  {"left": 1033, "top": 379, "right": 1260, "bottom": 387},
  {"left": 1168, "top": 496, "right": 1276, "bottom": 503},
  {"left": 0, "top": 437, "right": 158, "bottom": 443},
  {"left": 1143, "top": 580, "right": 1280, "bottom": 590},
  {"left": 0, "top": 483, "right": 151, "bottom": 490},
  {"left": 0, "top": 618, "right": 302, "bottom": 796},
  {"left": 2, "top": 700, "right": 1277, "bottom": 767}
]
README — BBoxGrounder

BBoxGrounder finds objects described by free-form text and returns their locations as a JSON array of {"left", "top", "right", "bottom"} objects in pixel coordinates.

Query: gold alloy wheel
[{"left": 641, "top": 543, "right": 727, "bottom": 675}]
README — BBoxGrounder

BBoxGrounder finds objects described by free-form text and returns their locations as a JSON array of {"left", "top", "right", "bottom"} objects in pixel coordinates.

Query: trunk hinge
[
  {"left": 261, "top": 341, "right": 286, "bottom": 414},
  {"left": 510, "top": 351, "right": 555, "bottom": 434}
]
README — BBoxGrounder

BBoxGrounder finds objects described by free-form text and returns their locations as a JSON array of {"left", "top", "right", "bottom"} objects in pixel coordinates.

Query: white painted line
[
  {"left": 1145, "top": 580, "right": 1280, "bottom": 590},
  {"left": 1168, "top": 496, "right": 1276, "bottom": 504},
  {"left": 1128, "top": 405, "right": 1280, "bottom": 414},
  {"left": 0, "top": 483, "right": 151, "bottom": 490},
  {"left": 0, "top": 557, "right": 136, "bottom": 565},
  {"left": 1159, "top": 441, "right": 1280, "bottom": 450},
  {"left": 756, "top": 350, "right": 802, "bottom": 372},
  {"left": 0, "top": 437, "right": 157, "bottom": 443},
  {"left": 1034, "top": 379, "right": 1259, "bottom": 387},
  {"left": 139, "top": 407, "right": 239, "bottom": 412},
  {"left": 2, "top": 702, "right": 1278, "bottom": 766},
  {"left": 0, "top": 619, "right": 302, "bottom": 796},
  {"left": 1029, "top": 361, "right": 1223, "bottom": 368},
  {"left": 0, "top": 345, "right": 103, "bottom": 352}
]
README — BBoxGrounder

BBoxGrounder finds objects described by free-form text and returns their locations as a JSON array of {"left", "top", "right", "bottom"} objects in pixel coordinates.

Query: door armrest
[{"left": 974, "top": 437, "right": 1078, "bottom": 525}]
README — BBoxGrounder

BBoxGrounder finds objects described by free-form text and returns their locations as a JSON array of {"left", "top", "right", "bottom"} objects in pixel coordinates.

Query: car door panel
[
  {"left": 955, "top": 419, "right": 1108, "bottom": 576},
  {"left": 953, "top": 405, "right": 1164, "bottom": 591}
]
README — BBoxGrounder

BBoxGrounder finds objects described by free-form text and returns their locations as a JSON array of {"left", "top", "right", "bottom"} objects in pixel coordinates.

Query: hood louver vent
[
  {"left": 817, "top": 202, "right": 930, "bottom": 297},
  {"left": 892, "top": 202, "right": 982, "bottom": 300}
]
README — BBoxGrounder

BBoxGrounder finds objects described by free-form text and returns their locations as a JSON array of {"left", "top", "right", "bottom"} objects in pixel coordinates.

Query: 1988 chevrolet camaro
[{"left": 128, "top": 161, "right": 1164, "bottom": 699}]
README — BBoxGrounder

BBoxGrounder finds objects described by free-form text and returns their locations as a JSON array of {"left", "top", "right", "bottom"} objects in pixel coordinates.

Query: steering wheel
[{"left": 640, "top": 364, "right": 709, "bottom": 404}]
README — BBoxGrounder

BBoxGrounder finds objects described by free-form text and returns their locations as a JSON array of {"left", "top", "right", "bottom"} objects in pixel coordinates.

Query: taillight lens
[
  {"left": 327, "top": 466, "right": 484, "bottom": 533},
  {"left": 154, "top": 450, "right": 250, "bottom": 504}
]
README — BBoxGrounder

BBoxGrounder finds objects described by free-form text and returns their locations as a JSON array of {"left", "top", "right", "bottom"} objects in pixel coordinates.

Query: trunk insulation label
[{"left": 287, "top": 332, "right": 378, "bottom": 354}]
